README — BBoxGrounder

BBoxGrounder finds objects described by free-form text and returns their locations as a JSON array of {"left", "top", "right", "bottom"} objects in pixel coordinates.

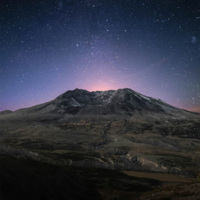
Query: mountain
[
  {"left": 12, "top": 88, "right": 195, "bottom": 116},
  {"left": 0, "top": 88, "right": 200, "bottom": 176},
  {"left": 0, "top": 88, "right": 200, "bottom": 199},
  {"left": 0, "top": 110, "right": 13, "bottom": 115}
]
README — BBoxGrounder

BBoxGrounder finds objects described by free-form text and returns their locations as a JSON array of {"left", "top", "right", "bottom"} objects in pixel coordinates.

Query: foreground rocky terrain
[{"left": 0, "top": 88, "right": 200, "bottom": 199}]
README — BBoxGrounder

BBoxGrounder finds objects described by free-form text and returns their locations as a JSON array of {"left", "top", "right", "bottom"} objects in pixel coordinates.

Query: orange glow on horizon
[
  {"left": 87, "top": 84, "right": 116, "bottom": 92},
  {"left": 186, "top": 107, "right": 200, "bottom": 113}
]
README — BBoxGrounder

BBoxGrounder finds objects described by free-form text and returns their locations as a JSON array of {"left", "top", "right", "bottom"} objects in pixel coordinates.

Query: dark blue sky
[{"left": 1, "top": 0, "right": 200, "bottom": 112}]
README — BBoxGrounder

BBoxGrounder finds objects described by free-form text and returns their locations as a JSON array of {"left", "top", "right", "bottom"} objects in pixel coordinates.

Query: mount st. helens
[{"left": 0, "top": 88, "right": 200, "bottom": 177}]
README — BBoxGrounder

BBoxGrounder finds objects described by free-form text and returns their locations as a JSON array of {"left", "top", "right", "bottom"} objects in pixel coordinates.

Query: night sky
[{"left": 1, "top": 0, "right": 200, "bottom": 112}]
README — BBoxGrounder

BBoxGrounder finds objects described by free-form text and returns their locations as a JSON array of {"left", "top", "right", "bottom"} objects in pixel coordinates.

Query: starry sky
[{"left": 1, "top": 0, "right": 200, "bottom": 112}]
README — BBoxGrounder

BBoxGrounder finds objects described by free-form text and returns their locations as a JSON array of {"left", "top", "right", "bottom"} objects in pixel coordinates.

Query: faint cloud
[
  {"left": 57, "top": 1, "right": 63, "bottom": 10},
  {"left": 191, "top": 36, "right": 197, "bottom": 44}
]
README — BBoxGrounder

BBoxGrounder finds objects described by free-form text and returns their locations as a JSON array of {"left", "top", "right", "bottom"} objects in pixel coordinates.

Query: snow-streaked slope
[{"left": 42, "top": 88, "right": 199, "bottom": 116}]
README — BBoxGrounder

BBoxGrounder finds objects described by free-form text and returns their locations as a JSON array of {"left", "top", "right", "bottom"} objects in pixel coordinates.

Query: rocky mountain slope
[{"left": 0, "top": 88, "right": 200, "bottom": 177}]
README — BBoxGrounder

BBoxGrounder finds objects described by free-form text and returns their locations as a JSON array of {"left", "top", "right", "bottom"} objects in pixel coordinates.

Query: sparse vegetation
[{"left": 197, "top": 173, "right": 200, "bottom": 182}]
